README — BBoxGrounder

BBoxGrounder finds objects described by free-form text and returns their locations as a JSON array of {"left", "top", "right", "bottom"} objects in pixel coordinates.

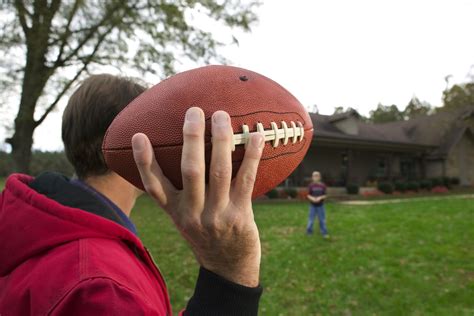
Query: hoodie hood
[{"left": 0, "top": 173, "right": 142, "bottom": 276}]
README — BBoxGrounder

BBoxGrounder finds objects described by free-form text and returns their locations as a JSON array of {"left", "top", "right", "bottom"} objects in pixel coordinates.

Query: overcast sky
[{"left": 3, "top": 0, "right": 474, "bottom": 151}]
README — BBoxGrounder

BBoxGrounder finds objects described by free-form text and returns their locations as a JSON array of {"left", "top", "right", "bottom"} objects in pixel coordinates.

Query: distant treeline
[{"left": 0, "top": 151, "right": 74, "bottom": 177}]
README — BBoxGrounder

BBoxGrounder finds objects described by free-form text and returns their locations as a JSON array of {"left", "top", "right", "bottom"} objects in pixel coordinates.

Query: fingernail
[
  {"left": 186, "top": 108, "right": 201, "bottom": 122},
  {"left": 132, "top": 135, "right": 146, "bottom": 151},
  {"left": 252, "top": 133, "right": 264, "bottom": 148},
  {"left": 213, "top": 111, "right": 229, "bottom": 126}
]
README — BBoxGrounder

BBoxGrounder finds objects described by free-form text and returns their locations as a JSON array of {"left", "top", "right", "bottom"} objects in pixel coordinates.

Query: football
[{"left": 102, "top": 65, "right": 313, "bottom": 198}]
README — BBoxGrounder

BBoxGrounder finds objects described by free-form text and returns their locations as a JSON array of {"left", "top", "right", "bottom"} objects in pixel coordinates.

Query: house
[{"left": 289, "top": 105, "right": 474, "bottom": 187}]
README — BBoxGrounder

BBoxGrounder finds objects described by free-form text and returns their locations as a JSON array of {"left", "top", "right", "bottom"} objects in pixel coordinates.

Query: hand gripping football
[{"left": 102, "top": 65, "right": 313, "bottom": 198}]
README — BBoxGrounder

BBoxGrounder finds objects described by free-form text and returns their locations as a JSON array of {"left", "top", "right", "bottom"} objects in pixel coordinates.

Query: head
[
  {"left": 62, "top": 74, "right": 146, "bottom": 198},
  {"left": 312, "top": 171, "right": 321, "bottom": 183}
]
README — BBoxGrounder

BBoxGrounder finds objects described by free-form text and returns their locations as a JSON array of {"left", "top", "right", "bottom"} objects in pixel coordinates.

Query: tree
[
  {"left": 403, "top": 96, "right": 431, "bottom": 119},
  {"left": 369, "top": 103, "right": 403, "bottom": 123},
  {"left": 1, "top": 0, "right": 260, "bottom": 173},
  {"left": 442, "top": 82, "right": 474, "bottom": 110}
]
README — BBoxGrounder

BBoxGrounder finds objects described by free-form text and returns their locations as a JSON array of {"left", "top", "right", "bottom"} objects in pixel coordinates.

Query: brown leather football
[{"left": 102, "top": 65, "right": 313, "bottom": 198}]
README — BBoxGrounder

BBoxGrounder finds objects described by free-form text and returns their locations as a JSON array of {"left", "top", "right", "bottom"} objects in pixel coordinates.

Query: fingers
[
  {"left": 232, "top": 132, "right": 264, "bottom": 202},
  {"left": 209, "top": 111, "right": 233, "bottom": 205},
  {"left": 132, "top": 133, "right": 176, "bottom": 208},
  {"left": 181, "top": 107, "right": 206, "bottom": 211}
]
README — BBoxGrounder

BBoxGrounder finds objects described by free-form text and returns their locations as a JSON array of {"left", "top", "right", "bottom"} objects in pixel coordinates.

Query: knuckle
[
  {"left": 211, "top": 165, "right": 232, "bottom": 181},
  {"left": 212, "top": 128, "right": 233, "bottom": 142},
  {"left": 240, "top": 171, "right": 257, "bottom": 187},
  {"left": 133, "top": 155, "right": 149, "bottom": 167},
  {"left": 202, "top": 215, "right": 220, "bottom": 231},
  {"left": 181, "top": 164, "right": 202, "bottom": 180},
  {"left": 179, "top": 215, "right": 199, "bottom": 231},
  {"left": 143, "top": 184, "right": 159, "bottom": 197},
  {"left": 246, "top": 148, "right": 262, "bottom": 160},
  {"left": 183, "top": 121, "right": 204, "bottom": 138}
]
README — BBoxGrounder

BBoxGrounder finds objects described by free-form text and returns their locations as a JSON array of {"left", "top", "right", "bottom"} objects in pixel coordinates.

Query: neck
[{"left": 84, "top": 173, "right": 138, "bottom": 217}]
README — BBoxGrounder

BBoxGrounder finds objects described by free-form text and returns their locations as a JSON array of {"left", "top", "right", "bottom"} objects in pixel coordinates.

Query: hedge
[
  {"left": 346, "top": 184, "right": 359, "bottom": 195},
  {"left": 0, "top": 151, "right": 74, "bottom": 177},
  {"left": 378, "top": 182, "right": 394, "bottom": 194}
]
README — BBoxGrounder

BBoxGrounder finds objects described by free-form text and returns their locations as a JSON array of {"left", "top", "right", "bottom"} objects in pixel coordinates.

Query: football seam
[
  {"left": 103, "top": 129, "right": 312, "bottom": 151},
  {"left": 103, "top": 110, "right": 312, "bottom": 150},
  {"left": 103, "top": 137, "right": 309, "bottom": 163},
  {"left": 202, "top": 110, "right": 308, "bottom": 124}
]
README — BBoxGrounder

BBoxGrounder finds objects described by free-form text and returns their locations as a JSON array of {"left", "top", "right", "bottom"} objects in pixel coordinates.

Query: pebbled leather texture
[{"left": 103, "top": 65, "right": 313, "bottom": 198}]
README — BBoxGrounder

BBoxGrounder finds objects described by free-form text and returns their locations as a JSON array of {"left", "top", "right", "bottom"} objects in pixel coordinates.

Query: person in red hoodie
[{"left": 0, "top": 74, "right": 264, "bottom": 315}]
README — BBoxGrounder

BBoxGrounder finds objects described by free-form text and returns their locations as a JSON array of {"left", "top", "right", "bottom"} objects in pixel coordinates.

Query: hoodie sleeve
[
  {"left": 49, "top": 277, "right": 164, "bottom": 316},
  {"left": 181, "top": 267, "right": 263, "bottom": 316}
]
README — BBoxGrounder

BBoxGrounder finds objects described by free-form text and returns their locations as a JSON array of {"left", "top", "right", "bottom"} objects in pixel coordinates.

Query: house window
[
  {"left": 376, "top": 157, "right": 387, "bottom": 177},
  {"left": 341, "top": 152, "right": 348, "bottom": 170},
  {"left": 400, "top": 158, "right": 416, "bottom": 179}
]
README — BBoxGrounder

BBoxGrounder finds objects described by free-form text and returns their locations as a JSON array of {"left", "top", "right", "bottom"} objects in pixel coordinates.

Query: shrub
[
  {"left": 378, "top": 182, "right": 394, "bottom": 194},
  {"left": 278, "top": 189, "right": 288, "bottom": 199},
  {"left": 406, "top": 181, "right": 420, "bottom": 192},
  {"left": 284, "top": 187, "right": 298, "bottom": 199},
  {"left": 450, "top": 177, "right": 460, "bottom": 185},
  {"left": 442, "top": 177, "right": 452, "bottom": 188},
  {"left": 431, "top": 186, "right": 449, "bottom": 193},
  {"left": 30, "top": 151, "right": 74, "bottom": 176},
  {"left": 394, "top": 181, "right": 407, "bottom": 192},
  {"left": 0, "top": 150, "right": 74, "bottom": 178},
  {"left": 420, "top": 179, "right": 432, "bottom": 190},
  {"left": 266, "top": 189, "right": 279, "bottom": 199},
  {"left": 431, "top": 178, "right": 443, "bottom": 187},
  {"left": 297, "top": 188, "right": 309, "bottom": 200},
  {"left": 362, "top": 189, "right": 384, "bottom": 197},
  {"left": 346, "top": 183, "right": 359, "bottom": 195},
  {"left": 0, "top": 151, "right": 14, "bottom": 177}
]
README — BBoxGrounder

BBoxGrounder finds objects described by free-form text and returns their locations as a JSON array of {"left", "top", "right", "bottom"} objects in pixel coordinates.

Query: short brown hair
[{"left": 62, "top": 74, "right": 146, "bottom": 179}]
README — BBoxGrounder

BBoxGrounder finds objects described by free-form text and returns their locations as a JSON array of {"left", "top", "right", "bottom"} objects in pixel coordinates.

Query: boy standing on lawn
[{"left": 306, "top": 171, "right": 329, "bottom": 238}]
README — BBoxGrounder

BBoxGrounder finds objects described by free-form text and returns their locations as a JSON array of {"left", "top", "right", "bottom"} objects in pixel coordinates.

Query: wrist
[{"left": 202, "top": 261, "right": 260, "bottom": 287}]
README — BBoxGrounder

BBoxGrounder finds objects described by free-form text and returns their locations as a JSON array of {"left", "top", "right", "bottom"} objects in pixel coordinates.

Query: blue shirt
[{"left": 71, "top": 179, "right": 138, "bottom": 235}]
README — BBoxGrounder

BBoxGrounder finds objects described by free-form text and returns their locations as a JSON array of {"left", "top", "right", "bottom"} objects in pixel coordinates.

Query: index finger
[
  {"left": 132, "top": 133, "right": 177, "bottom": 209},
  {"left": 181, "top": 107, "right": 206, "bottom": 212}
]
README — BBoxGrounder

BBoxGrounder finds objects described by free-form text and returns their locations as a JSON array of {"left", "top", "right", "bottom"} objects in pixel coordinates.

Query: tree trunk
[
  {"left": 10, "top": 119, "right": 35, "bottom": 174},
  {"left": 8, "top": 49, "right": 51, "bottom": 173}
]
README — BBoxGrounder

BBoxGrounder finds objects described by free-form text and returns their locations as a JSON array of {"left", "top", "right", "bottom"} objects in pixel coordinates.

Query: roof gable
[{"left": 310, "top": 105, "right": 474, "bottom": 150}]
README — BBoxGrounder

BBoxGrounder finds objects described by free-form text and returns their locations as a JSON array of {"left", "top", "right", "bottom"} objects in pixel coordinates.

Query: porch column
[
  {"left": 387, "top": 153, "right": 393, "bottom": 180},
  {"left": 346, "top": 149, "right": 353, "bottom": 184}
]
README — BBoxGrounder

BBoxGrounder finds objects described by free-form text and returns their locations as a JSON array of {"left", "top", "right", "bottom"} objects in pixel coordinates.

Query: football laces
[{"left": 230, "top": 121, "right": 304, "bottom": 151}]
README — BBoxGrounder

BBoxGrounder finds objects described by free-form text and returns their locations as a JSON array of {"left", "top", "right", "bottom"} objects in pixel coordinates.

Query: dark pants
[{"left": 306, "top": 204, "right": 328, "bottom": 235}]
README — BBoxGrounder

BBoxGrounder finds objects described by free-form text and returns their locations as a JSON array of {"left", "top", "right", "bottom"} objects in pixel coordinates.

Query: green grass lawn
[
  {"left": 132, "top": 197, "right": 474, "bottom": 315},
  {"left": 1, "top": 177, "right": 472, "bottom": 315}
]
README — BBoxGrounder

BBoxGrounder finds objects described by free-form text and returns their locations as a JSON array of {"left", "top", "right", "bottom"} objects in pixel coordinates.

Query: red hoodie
[{"left": 0, "top": 174, "right": 172, "bottom": 315}]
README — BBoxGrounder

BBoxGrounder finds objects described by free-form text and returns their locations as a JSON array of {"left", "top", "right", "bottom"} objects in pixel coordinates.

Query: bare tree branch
[
  {"left": 55, "top": 0, "right": 82, "bottom": 63},
  {"left": 13, "top": 0, "right": 30, "bottom": 38},
  {"left": 45, "top": 0, "right": 61, "bottom": 24},
  {"left": 55, "top": 2, "right": 126, "bottom": 67},
  {"left": 35, "top": 24, "right": 116, "bottom": 127}
]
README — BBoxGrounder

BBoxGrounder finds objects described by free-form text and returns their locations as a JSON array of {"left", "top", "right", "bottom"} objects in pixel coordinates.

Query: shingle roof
[
  {"left": 327, "top": 109, "right": 361, "bottom": 123},
  {"left": 310, "top": 105, "right": 474, "bottom": 152}
]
